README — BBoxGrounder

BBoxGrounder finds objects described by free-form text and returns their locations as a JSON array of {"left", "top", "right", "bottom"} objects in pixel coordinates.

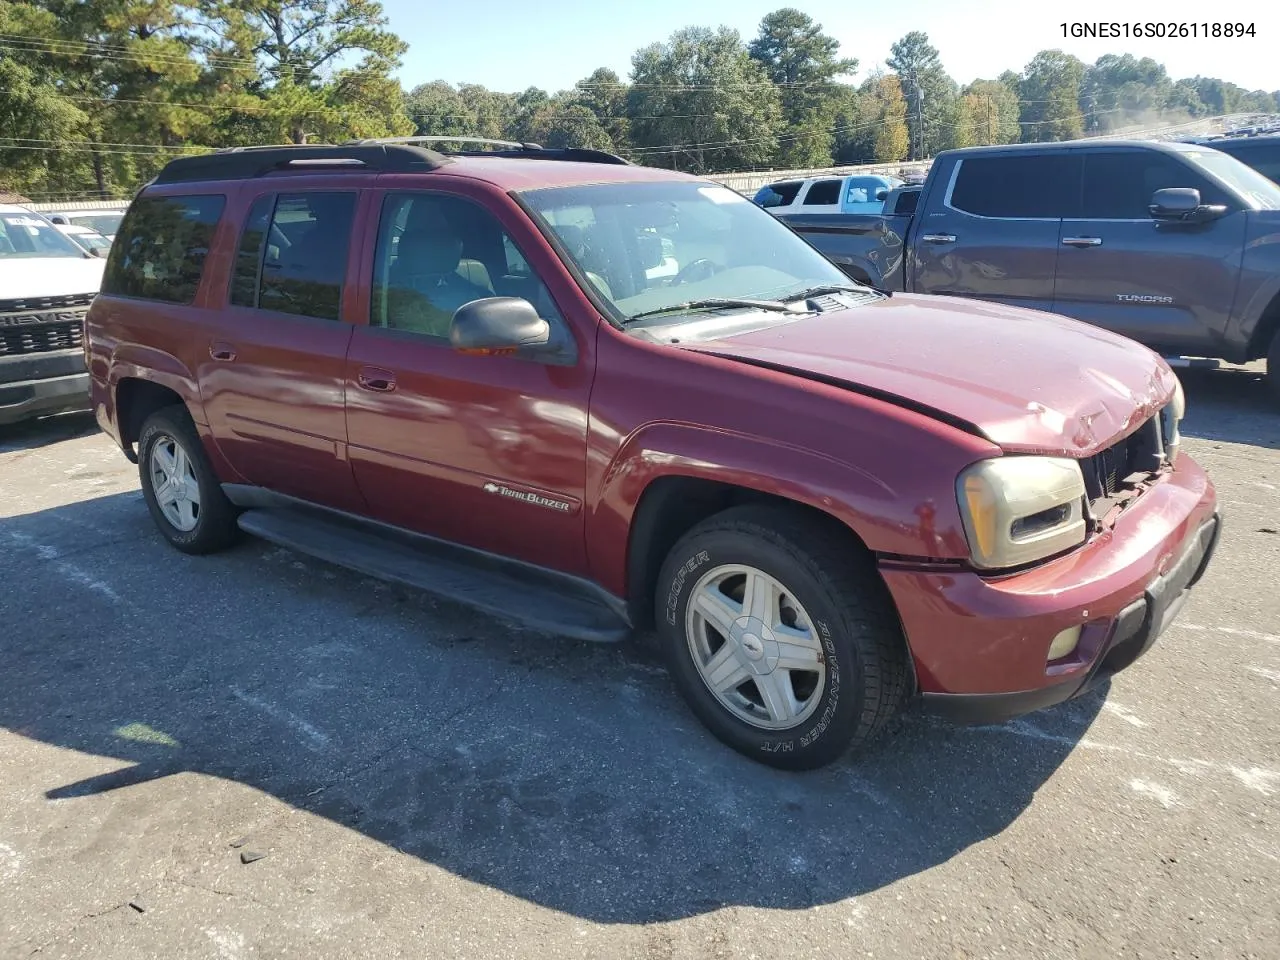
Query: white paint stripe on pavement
[
  {"left": 230, "top": 686, "right": 332, "bottom": 752},
  {"left": 2, "top": 531, "right": 122, "bottom": 604}
]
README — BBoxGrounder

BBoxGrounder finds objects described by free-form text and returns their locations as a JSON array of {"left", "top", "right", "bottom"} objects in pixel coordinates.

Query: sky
[{"left": 382, "top": 0, "right": 1276, "bottom": 96}]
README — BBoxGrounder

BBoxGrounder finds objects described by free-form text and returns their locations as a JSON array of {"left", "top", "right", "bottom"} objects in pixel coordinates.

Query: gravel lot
[{"left": 1, "top": 364, "right": 1277, "bottom": 960}]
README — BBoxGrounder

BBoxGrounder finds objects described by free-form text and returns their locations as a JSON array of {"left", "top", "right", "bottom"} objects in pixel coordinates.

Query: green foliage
[
  {"left": 1017, "top": 50, "right": 1086, "bottom": 143},
  {"left": 748, "top": 8, "right": 855, "bottom": 168},
  {"left": 627, "top": 26, "right": 782, "bottom": 174}
]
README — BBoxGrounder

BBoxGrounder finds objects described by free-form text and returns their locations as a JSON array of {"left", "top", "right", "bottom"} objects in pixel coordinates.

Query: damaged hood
[{"left": 685, "top": 293, "right": 1177, "bottom": 455}]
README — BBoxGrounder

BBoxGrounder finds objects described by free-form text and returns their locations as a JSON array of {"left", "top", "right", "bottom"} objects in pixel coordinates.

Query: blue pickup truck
[{"left": 778, "top": 140, "right": 1280, "bottom": 402}]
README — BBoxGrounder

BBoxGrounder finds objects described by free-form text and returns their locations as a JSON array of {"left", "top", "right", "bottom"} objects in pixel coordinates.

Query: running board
[{"left": 227, "top": 490, "right": 631, "bottom": 644}]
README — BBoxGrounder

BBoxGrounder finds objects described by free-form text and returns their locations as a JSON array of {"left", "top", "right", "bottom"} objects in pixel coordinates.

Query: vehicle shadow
[
  {"left": 1177, "top": 364, "right": 1278, "bottom": 449},
  {"left": 0, "top": 491, "right": 1105, "bottom": 923},
  {"left": 0, "top": 410, "right": 98, "bottom": 454}
]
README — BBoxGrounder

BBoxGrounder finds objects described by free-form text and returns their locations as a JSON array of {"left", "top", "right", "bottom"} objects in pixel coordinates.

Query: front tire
[
  {"left": 655, "top": 505, "right": 909, "bottom": 770},
  {"left": 138, "top": 405, "right": 240, "bottom": 554}
]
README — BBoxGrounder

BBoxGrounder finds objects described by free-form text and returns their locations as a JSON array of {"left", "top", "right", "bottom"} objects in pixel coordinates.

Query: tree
[
  {"left": 525, "top": 102, "right": 616, "bottom": 151},
  {"left": 1017, "top": 50, "right": 1086, "bottom": 143},
  {"left": 405, "top": 81, "right": 477, "bottom": 137},
  {"left": 886, "top": 31, "right": 957, "bottom": 158},
  {"left": 962, "top": 79, "right": 1021, "bottom": 144},
  {"left": 748, "top": 8, "right": 856, "bottom": 167},
  {"left": 569, "top": 68, "right": 630, "bottom": 152},
  {"left": 627, "top": 26, "right": 782, "bottom": 173},
  {"left": 1081, "top": 54, "right": 1173, "bottom": 132},
  {"left": 850, "top": 72, "right": 908, "bottom": 162},
  {"left": 203, "top": 0, "right": 413, "bottom": 144}
]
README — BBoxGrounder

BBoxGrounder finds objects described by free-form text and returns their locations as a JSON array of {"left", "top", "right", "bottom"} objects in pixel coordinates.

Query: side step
[{"left": 234, "top": 505, "right": 631, "bottom": 643}]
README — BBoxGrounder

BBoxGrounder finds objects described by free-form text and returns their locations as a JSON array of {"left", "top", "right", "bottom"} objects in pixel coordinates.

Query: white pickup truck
[{"left": 0, "top": 205, "right": 106, "bottom": 426}]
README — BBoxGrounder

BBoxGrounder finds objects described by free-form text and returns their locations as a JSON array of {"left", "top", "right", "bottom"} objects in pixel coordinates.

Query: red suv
[{"left": 85, "top": 138, "right": 1220, "bottom": 769}]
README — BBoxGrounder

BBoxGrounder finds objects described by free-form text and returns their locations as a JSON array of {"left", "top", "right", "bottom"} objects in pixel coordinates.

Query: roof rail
[
  {"left": 151, "top": 143, "right": 451, "bottom": 185},
  {"left": 346, "top": 135, "right": 632, "bottom": 166}
]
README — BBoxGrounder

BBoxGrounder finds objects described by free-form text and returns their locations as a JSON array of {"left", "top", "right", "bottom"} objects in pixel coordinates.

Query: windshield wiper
[
  {"left": 782, "top": 283, "right": 870, "bottom": 302},
  {"left": 627, "top": 297, "right": 796, "bottom": 322}
]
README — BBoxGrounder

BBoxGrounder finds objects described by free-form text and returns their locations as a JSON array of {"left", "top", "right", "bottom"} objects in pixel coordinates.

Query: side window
[
  {"left": 802, "top": 179, "right": 842, "bottom": 206},
  {"left": 1081, "top": 152, "right": 1227, "bottom": 219},
  {"left": 949, "top": 155, "right": 1082, "bottom": 218},
  {"left": 371, "top": 192, "right": 563, "bottom": 340},
  {"left": 101, "top": 194, "right": 225, "bottom": 303},
  {"left": 245, "top": 192, "right": 356, "bottom": 320},
  {"left": 229, "top": 195, "right": 273, "bottom": 308},
  {"left": 756, "top": 181, "right": 802, "bottom": 208}
]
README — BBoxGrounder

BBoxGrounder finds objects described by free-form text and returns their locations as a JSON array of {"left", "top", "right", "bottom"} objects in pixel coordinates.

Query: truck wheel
[
  {"left": 655, "top": 505, "right": 909, "bottom": 770},
  {"left": 138, "top": 405, "right": 240, "bottom": 555}
]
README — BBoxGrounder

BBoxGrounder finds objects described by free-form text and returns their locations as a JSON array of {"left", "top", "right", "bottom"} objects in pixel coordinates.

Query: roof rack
[
  {"left": 152, "top": 142, "right": 451, "bottom": 185},
  {"left": 346, "top": 135, "right": 632, "bottom": 166}
]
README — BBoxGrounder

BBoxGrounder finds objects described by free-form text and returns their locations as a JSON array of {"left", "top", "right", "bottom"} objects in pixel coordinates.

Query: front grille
[
  {"left": 1081, "top": 415, "right": 1167, "bottom": 511},
  {"left": 0, "top": 293, "right": 94, "bottom": 313},
  {"left": 0, "top": 293, "right": 93, "bottom": 358},
  {"left": 0, "top": 321, "right": 83, "bottom": 356}
]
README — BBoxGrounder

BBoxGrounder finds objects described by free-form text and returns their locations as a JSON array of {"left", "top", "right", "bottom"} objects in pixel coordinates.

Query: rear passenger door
[
  {"left": 1051, "top": 149, "right": 1247, "bottom": 352},
  {"left": 910, "top": 153, "right": 1080, "bottom": 313},
  {"left": 197, "top": 188, "right": 367, "bottom": 512},
  {"left": 797, "top": 178, "right": 844, "bottom": 215}
]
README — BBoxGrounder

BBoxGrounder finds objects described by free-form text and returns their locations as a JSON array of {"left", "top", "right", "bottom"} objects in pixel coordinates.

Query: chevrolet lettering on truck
[{"left": 85, "top": 137, "right": 1220, "bottom": 770}]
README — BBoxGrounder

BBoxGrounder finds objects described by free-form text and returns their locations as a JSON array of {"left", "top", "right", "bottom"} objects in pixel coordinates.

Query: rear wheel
[
  {"left": 138, "top": 405, "right": 240, "bottom": 554},
  {"left": 655, "top": 505, "right": 909, "bottom": 770}
]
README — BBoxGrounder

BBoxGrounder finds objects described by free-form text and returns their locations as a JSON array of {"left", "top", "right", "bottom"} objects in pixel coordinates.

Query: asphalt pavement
[{"left": 1, "top": 363, "right": 1277, "bottom": 960}]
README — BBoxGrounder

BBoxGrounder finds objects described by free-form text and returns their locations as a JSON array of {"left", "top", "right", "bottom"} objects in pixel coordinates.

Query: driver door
[{"left": 1051, "top": 149, "right": 1247, "bottom": 353}]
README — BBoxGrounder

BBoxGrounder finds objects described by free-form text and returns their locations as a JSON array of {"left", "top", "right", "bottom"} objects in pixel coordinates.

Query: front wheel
[
  {"left": 138, "top": 405, "right": 241, "bottom": 554},
  {"left": 655, "top": 505, "right": 910, "bottom": 770}
]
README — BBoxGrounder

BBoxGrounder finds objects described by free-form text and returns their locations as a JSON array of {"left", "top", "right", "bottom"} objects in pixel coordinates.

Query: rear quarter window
[
  {"left": 948, "top": 154, "right": 1081, "bottom": 218},
  {"left": 754, "top": 181, "right": 803, "bottom": 208},
  {"left": 102, "top": 194, "right": 226, "bottom": 304}
]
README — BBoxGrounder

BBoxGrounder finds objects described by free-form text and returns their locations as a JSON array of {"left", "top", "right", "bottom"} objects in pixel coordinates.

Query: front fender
[
  {"left": 1232, "top": 225, "right": 1280, "bottom": 358},
  {"left": 586, "top": 420, "right": 973, "bottom": 598}
]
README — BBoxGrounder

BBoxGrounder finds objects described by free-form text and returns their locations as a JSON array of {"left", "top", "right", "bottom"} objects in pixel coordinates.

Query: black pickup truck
[{"left": 777, "top": 140, "right": 1280, "bottom": 400}]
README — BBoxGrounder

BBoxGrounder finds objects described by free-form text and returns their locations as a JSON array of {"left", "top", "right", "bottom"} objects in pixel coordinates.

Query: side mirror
[
  {"left": 1149, "top": 187, "right": 1228, "bottom": 224},
  {"left": 87, "top": 246, "right": 105, "bottom": 258},
  {"left": 875, "top": 189, "right": 889, "bottom": 201},
  {"left": 450, "top": 297, "right": 551, "bottom": 358}
]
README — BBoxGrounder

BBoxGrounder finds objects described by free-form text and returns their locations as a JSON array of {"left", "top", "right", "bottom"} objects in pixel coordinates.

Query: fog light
[{"left": 1047, "top": 625, "right": 1081, "bottom": 661}]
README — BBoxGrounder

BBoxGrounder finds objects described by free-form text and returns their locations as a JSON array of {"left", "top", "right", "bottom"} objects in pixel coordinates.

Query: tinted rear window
[
  {"left": 949, "top": 155, "right": 1081, "bottom": 218},
  {"left": 803, "top": 179, "right": 843, "bottom": 205},
  {"left": 102, "top": 195, "right": 225, "bottom": 304}
]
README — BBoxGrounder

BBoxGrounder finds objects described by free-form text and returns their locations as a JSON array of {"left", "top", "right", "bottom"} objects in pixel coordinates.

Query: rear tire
[
  {"left": 138, "top": 405, "right": 241, "bottom": 555},
  {"left": 655, "top": 505, "right": 909, "bottom": 771}
]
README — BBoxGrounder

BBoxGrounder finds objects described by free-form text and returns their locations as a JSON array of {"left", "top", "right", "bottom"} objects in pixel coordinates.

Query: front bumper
[
  {"left": 0, "top": 350, "right": 90, "bottom": 426},
  {"left": 881, "top": 454, "right": 1220, "bottom": 723}
]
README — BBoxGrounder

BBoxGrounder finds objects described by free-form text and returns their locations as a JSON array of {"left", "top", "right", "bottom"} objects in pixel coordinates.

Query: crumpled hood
[
  {"left": 685, "top": 293, "right": 1177, "bottom": 456},
  {"left": 0, "top": 256, "right": 104, "bottom": 300}
]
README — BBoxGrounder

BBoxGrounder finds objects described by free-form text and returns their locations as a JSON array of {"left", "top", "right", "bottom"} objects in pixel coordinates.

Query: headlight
[
  {"left": 1163, "top": 374, "right": 1185, "bottom": 462},
  {"left": 957, "top": 457, "right": 1088, "bottom": 570}
]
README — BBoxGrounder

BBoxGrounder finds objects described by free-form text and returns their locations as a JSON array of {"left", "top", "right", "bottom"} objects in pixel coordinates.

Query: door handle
[
  {"left": 209, "top": 341, "right": 237, "bottom": 362},
  {"left": 357, "top": 366, "right": 396, "bottom": 392},
  {"left": 1062, "top": 236, "right": 1103, "bottom": 247},
  {"left": 921, "top": 233, "right": 957, "bottom": 244}
]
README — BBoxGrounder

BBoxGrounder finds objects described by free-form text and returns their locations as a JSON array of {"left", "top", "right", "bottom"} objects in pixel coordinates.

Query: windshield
[
  {"left": 521, "top": 180, "right": 860, "bottom": 324},
  {"left": 1184, "top": 149, "right": 1280, "bottom": 209},
  {"left": 0, "top": 213, "right": 88, "bottom": 259},
  {"left": 70, "top": 231, "right": 112, "bottom": 253},
  {"left": 69, "top": 213, "right": 124, "bottom": 235}
]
